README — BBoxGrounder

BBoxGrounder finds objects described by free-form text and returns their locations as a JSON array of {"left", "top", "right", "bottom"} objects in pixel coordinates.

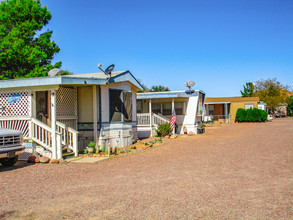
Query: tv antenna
[
  {"left": 98, "top": 63, "right": 115, "bottom": 84},
  {"left": 48, "top": 68, "right": 61, "bottom": 77},
  {"left": 185, "top": 81, "right": 195, "bottom": 94}
]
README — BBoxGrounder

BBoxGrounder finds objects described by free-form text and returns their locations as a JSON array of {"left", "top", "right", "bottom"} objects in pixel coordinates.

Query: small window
[
  {"left": 245, "top": 104, "right": 254, "bottom": 109},
  {"left": 175, "top": 102, "right": 184, "bottom": 115},
  {"left": 163, "top": 102, "right": 172, "bottom": 115},
  {"left": 152, "top": 103, "right": 161, "bottom": 114}
]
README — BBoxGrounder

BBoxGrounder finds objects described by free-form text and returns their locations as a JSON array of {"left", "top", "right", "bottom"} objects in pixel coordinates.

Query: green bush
[
  {"left": 155, "top": 122, "right": 172, "bottom": 137},
  {"left": 236, "top": 108, "right": 268, "bottom": 122}
]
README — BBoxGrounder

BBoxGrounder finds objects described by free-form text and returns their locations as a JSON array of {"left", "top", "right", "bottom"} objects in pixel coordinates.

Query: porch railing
[
  {"left": 56, "top": 121, "right": 79, "bottom": 156},
  {"left": 153, "top": 114, "right": 170, "bottom": 125},
  {"left": 31, "top": 118, "right": 54, "bottom": 152},
  {"left": 203, "top": 115, "right": 231, "bottom": 124},
  {"left": 137, "top": 113, "right": 151, "bottom": 126},
  {"left": 137, "top": 113, "right": 170, "bottom": 126},
  {"left": 0, "top": 117, "right": 78, "bottom": 158}
]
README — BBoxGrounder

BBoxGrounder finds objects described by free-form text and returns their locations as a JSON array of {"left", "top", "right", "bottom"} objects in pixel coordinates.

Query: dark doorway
[{"left": 36, "top": 91, "right": 49, "bottom": 124}]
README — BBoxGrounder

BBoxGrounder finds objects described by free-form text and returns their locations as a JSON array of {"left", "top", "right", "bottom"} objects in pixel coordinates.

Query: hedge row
[{"left": 236, "top": 108, "right": 268, "bottom": 122}]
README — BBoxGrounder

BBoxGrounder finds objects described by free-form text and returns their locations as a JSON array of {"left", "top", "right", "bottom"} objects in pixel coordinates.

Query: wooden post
[
  {"left": 29, "top": 91, "right": 36, "bottom": 139},
  {"left": 93, "top": 85, "right": 98, "bottom": 145},
  {"left": 56, "top": 133, "right": 62, "bottom": 159},
  {"left": 51, "top": 89, "right": 57, "bottom": 159},
  {"left": 149, "top": 99, "right": 152, "bottom": 135},
  {"left": 73, "top": 132, "right": 78, "bottom": 157}
]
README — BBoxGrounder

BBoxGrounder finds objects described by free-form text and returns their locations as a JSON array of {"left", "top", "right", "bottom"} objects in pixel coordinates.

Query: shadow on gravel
[{"left": 0, "top": 161, "right": 34, "bottom": 173}]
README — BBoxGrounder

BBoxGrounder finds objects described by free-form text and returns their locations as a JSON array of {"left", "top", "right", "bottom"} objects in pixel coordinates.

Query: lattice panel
[
  {"left": 56, "top": 87, "right": 77, "bottom": 117},
  {"left": 0, "top": 91, "right": 30, "bottom": 117}
]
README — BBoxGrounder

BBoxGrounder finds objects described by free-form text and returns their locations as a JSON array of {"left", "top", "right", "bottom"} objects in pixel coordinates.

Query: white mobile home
[
  {"left": 136, "top": 90, "right": 205, "bottom": 138},
  {"left": 0, "top": 71, "right": 142, "bottom": 159}
]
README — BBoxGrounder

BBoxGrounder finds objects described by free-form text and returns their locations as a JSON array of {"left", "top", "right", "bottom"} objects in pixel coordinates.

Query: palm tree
[{"left": 150, "top": 85, "right": 170, "bottom": 92}]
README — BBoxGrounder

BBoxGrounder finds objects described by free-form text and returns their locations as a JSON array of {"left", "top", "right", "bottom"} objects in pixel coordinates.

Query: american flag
[{"left": 170, "top": 108, "right": 176, "bottom": 131}]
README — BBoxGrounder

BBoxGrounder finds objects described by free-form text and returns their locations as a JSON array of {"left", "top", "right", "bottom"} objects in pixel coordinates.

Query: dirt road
[{"left": 1, "top": 118, "right": 292, "bottom": 219}]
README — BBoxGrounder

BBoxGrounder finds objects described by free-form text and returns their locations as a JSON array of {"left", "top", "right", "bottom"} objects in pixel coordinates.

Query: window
[
  {"left": 175, "top": 102, "right": 184, "bottom": 115},
  {"left": 109, "top": 89, "right": 132, "bottom": 122},
  {"left": 152, "top": 103, "right": 161, "bottom": 114},
  {"left": 245, "top": 104, "right": 254, "bottom": 109},
  {"left": 163, "top": 102, "right": 172, "bottom": 115}
]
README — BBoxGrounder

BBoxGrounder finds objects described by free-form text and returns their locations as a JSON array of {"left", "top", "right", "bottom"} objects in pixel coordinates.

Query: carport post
[
  {"left": 149, "top": 99, "right": 152, "bottom": 128},
  {"left": 93, "top": 85, "right": 98, "bottom": 145},
  {"left": 51, "top": 89, "right": 57, "bottom": 159}
]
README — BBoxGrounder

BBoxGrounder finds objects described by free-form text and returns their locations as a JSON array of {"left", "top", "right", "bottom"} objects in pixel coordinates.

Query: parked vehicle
[
  {"left": 0, "top": 128, "right": 24, "bottom": 166},
  {"left": 267, "top": 114, "right": 273, "bottom": 121},
  {"left": 275, "top": 111, "right": 286, "bottom": 118}
]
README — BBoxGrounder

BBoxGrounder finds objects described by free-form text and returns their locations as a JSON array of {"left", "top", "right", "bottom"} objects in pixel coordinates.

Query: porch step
[
  {"left": 35, "top": 145, "right": 52, "bottom": 158},
  {"left": 62, "top": 152, "right": 75, "bottom": 159},
  {"left": 62, "top": 146, "right": 75, "bottom": 159}
]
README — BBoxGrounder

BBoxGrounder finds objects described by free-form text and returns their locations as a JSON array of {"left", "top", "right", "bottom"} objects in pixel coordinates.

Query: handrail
[
  {"left": 153, "top": 114, "right": 170, "bottom": 124},
  {"left": 30, "top": 118, "right": 53, "bottom": 152},
  {"left": 56, "top": 121, "right": 79, "bottom": 156}
]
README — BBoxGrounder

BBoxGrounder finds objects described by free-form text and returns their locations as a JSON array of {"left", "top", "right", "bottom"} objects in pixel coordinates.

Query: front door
[{"left": 36, "top": 91, "right": 49, "bottom": 125}]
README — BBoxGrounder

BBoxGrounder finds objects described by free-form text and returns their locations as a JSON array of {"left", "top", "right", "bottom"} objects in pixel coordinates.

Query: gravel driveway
[{"left": 1, "top": 118, "right": 293, "bottom": 219}]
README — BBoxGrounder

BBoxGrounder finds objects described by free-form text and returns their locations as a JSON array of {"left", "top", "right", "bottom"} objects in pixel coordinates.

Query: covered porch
[
  {"left": 137, "top": 90, "right": 205, "bottom": 137},
  {"left": 0, "top": 70, "right": 142, "bottom": 159}
]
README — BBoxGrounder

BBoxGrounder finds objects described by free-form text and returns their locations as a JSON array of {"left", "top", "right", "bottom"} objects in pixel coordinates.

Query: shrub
[
  {"left": 236, "top": 108, "right": 268, "bottom": 122},
  {"left": 155, "top": 122, "right": 172, "bottom": 137}
]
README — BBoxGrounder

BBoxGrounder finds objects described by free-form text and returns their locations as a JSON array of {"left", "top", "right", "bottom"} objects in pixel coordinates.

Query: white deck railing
[
  {"left": 31, "top": 118, "right": 54, "bottom": 152},
  {"left": 56, "top": 121, "right": 79, "bottom": 156},
  {"left": 137, "top": 113, "right": 151, "bottom": 126},
  {"left": 137, "top": 113, "right": 170, "bottom": 126},
  {"left": 0, "top": 117, "right": 79, "bottom": 158},
  {"left": 153, "top": 114, "right": 170, "bottom": 125}
]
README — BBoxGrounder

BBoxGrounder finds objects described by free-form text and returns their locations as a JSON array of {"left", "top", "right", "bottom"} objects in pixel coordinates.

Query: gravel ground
[{"left": 1, "top": 118, "right": 293, "bottom": 219}]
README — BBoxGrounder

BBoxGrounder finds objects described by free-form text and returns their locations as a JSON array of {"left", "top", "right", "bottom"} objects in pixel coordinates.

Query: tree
[
  {"left": 255, "top": 78, "right": 289, "bottom": 114},
  {"left": 0, "top": 0, "right": 61, "bottom": 79},
  {"left": 240, "top": 82, "right": 255, "bottom": 97},
  {"left": 150, "top": 85, "right": 170, "bottom": 92}
]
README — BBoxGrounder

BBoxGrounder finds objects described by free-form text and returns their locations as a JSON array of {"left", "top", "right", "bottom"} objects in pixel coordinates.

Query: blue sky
[{"left": 41, "top": 0, "right": 293, "bottom": 97}]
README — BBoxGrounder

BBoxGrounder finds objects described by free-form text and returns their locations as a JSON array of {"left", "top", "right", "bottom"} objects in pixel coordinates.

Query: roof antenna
[{"left": 98, "top": 63, "right": 115, "bottom": 84}]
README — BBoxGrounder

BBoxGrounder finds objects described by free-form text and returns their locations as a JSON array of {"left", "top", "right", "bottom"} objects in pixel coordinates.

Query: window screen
[
  {"left": 110, "top": 90, "right": 122, "bottom": 122},
  {"left": 175, "top": 102, "right": 183, "bottom": 115},
  {"left": 152, "top": 103, "right": 161, "bottom": 114},
  {"left": 109, "top": 89, "right": 132, "bottom": 122},
  {"left": 163, "top": 102, "right": 172, "bottom": 115},
  {"left": 137, "top": 100, "right": 142, "bottom": 113},
  {"left": 123, "top": 92, "right": 132, "bottom": 122}
]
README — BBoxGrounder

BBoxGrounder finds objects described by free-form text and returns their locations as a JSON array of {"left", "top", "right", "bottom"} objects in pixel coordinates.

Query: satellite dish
[
  {"left": 185, "top": 81, "right": 195, "bottom": 94},
  {"left": 104, "top": 64, "right": 115, "bottom": 76},
  {"left": 48, "top": 68, "right": 61, "bottom": 77},
  {"left": 97, "top": 63, "right": 115, "bottom": 84}
]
